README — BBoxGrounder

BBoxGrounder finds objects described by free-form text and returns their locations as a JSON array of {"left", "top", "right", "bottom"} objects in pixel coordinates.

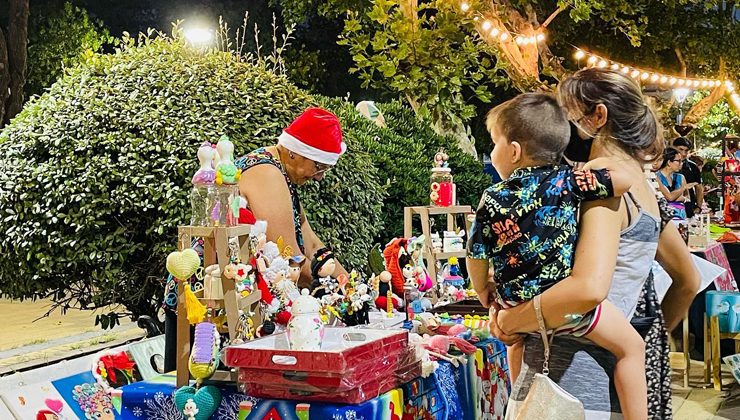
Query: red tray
[
  {"left": 238, "top": 345, "right": 416, "bottom": 391},
  {"left": 240, "top": 360, "right": 422, "bottom": 404},
  {"left": 225, "top": 328, "right": 408, "bottom": 374}
]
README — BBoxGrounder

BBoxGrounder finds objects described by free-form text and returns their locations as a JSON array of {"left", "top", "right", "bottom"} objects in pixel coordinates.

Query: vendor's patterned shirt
[{"left": 467, "top": 166, "right": 614, "bottom": 307}]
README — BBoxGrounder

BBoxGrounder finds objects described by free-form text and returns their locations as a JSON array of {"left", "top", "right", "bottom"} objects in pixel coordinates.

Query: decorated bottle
[
  {"left": 286, "top": 289, "right": 324, "bottom": 350},
  {"left": 213, "top": 135, "right": 242, "bottom": 226},
  {"left": 190, "top": 142, "right": 216, "bottom": 226}
]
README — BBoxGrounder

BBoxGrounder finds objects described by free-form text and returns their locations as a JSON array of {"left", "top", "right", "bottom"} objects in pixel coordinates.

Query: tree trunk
[
  {"left": 0, "top": 28, "right": 10, "bottom": 125},
  {"left": 4, "top": 0, "right": 28, "bottom": 125},
  {"left": 405, "top": 94, "right": 477, "bottom": 157}
]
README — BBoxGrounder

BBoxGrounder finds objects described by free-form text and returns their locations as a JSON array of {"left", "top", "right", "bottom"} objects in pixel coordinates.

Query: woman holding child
[{"left": 473, "top": 68, "right": 700, "bottom": 418}]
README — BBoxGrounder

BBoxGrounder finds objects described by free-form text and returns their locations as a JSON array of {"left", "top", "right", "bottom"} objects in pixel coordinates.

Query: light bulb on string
[
  {"left": 461, "top": 2, "right": 470, "bottom": 12},
  {"left": 499, "top": 32, "right": 509, "bottom": 42},
  {"left": 669, "top": 77, "right": 677, "bottom": 86},
  {"left": 574, "top": 50, "right": 585, "bottom": 60},
  {"left": 677, "top": 79, "right": 685, "bottom": 86},
  {"left": 692, "top": 80, "right": 700, "bottom": 88},
  {"left": 611, "top": 63, "right": 620, "bottom": 70},
  {"left": 587, "top": 55, "right": 598, "bottom": 65},
  {"left": 482, "top": 21, "right": 492, "bottom": 31},
  {"left": 650, "top": 74, "right": 659, "bottom": 83},
  {"left": 641, "top": 72, "right": 650, "bottom": 81},
  {"left": 700, "top": 81, "right": 708, "bottom": 88},
  {"left": 630, "top": 70, "right": 640, "bottom": 78},
  {"left": 659, "top": 76, "right": 668, "bottom": 84},
  {"left": 598, "top": 60, "right": 608, "bottom": 68},
  {"left": 621, "top": 66, "right": 630, "bottom": 74},
  {"left": 490, "top": 28, "right": 500, "bottom": 37},
  {"left": 536, "top": 33, "right": 546, "bottom": 42}
]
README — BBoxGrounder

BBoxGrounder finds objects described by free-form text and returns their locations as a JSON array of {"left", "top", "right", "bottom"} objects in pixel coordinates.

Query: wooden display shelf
[
  {"left": 403, "top": 205, "right": 473, "bottom": 287},
  {"left": 175, "top": 224, "right": 259, "bottom": 387}
]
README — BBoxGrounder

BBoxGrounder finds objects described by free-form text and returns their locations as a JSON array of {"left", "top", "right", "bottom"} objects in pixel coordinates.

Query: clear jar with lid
[{"left": 430, "top": 168, "right": 454, "bottom": 206}]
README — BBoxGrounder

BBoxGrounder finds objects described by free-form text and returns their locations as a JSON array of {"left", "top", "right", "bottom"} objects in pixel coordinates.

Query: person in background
[
  {"left": 673, "top": 137, "right": 703, "bottom": 218},
  {"left": 656, "top": 147, "right": 695, "bottom": 220}
]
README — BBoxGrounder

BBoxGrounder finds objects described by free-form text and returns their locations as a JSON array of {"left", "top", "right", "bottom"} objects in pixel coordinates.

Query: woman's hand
[{"left": 490, "top": 307, "right": 525, "bottom": 345}]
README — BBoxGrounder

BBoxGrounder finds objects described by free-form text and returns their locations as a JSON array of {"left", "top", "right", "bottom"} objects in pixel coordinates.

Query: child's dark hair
[{"left": 485, "top": 93, "right": 570, "bottom": 165}]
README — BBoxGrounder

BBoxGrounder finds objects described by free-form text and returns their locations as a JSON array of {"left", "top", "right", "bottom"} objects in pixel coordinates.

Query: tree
[
  {"left": 0, "top": 0, "right": 28, "bottom": 125},
  {"left": 278, "top": 0, "right": 740, "bottom": 142},
  {"left": 26, "top": 1, "right": 114, "bottom": 98}
]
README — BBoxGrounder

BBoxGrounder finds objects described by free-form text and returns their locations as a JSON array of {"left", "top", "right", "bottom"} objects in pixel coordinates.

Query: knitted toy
[
  {"left": 383, "top": 238, "right": 409, "bottom": 296},
  {"left": 166, "top": 249, "right": 206, "bottom": 324},
  {"left": 174, "top": 385, "right": 221, "bottom": 420},
  {"left": 188, "top": 321, "right": 220, "bottom": 384}
]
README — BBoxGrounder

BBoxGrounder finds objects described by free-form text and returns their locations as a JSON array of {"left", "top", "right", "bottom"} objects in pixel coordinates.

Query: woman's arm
[
  {"left": 300, "top": 213, "right": 348, "bottom": 278},
  {"left": 496, "top": 197, "right": 623, "bottom": 334},
  {"left": 657, "top": 177, "right": 686, "bottom": 201},
  {"left": 239, "top": 165, "right": 306, "bottom": 270},
  {"left": 655, "top": 222, "right": 700, "bottom": 331}
]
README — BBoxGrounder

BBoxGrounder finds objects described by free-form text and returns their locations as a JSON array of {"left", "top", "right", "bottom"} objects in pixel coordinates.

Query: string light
[
  {"left": 573, "top": 48, "right": 729, "bottom": 92},
  {"left": 461, "top": 2, "right": 470, "bottom": 12},
  {"left": 482, "top": 21, "right": 492, "bottom": 31},
  {"left": 490, "top": 28, "right": 500, "bottom": 37},
  {"left": 536, "top": 33, "right": 546, "bottom": 42},
  {"left": 499, "top": 32, "right": 509, "bottom": 42}
]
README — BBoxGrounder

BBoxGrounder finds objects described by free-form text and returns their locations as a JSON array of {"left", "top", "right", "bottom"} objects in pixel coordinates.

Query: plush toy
[
  {"left": 374, "top": 271, "right": 402, "bottom": 310},
  {"left": 443, "top": 256, "right": 465, "bottom": 288},
  {"left": 166, "top": 249, "right": 206, "bottom": 324},
  {"left": 174, "top": 386, "right": 221, "bottom": 420},
  {"left": 383, "top": 238, "right": 409, "bottom": 296},
  {"left": 434, "top": 149, "right": 449, "bottom": 168},
  {"left": 309, "top": 247, "right": 340, "bottom": 302},
  {"left": 188, "top": 321, "right": 220, "bottom": 385}
]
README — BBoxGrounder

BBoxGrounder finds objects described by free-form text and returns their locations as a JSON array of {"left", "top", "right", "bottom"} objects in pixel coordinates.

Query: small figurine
[
  {"left": 443, "top": 257, "right": 465, "bottom": 288},
  {"left": 374, "top": 271, "right": 403, "bottom": 310},
  {"left": 215, "top": 135, "right": 241, "bottom": 185},
  {"left": 434, "top": 149, "right": 449, "bottom": 168},
  {"left": 310, "top": 247, "right": 340, "bottom": 301},
  {"left": 288, "top": 255, "right": 306, "bottom": 283},
  {"left": 182, "top": 399, "right": 199, "bottom": 420},
  {"left": 190, "top": 142, "right": 217, "bottom": 226},
  {"left": 287, "top": 289, "right": 324, "bottom": 350},
  {"left": 192, "top": 142, "right": 217, "bottom": 186},
  {"left": 431, "top": 232, "right": 443, "bottom": 253}
]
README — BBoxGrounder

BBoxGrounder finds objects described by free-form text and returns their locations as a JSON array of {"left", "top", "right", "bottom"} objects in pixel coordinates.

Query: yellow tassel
[{"left": 184, "top": 282, "right": 207, "bottom": 324}]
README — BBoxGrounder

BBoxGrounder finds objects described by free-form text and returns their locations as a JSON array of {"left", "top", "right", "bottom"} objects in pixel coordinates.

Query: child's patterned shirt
[{"left": 467, "top": 165, "right": 614, "bottom": 306}]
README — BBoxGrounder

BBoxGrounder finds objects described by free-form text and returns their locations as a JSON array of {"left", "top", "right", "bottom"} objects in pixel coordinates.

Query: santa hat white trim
[{"left": 278, "top": 131, "right": 346, "bottom": 165}]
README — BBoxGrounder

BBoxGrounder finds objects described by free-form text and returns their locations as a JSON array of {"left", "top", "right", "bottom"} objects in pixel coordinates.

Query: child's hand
[{"left": 583, "top": 157, "right": 633, "bottom": 196}]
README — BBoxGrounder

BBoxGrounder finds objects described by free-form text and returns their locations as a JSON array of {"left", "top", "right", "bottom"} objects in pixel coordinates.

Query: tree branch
[
  {"left": 542, "top": 5, "right": 567, "bottom": 28},
  {"left": 674, "top": 47, "right": 687, "bottom": 76},
  {"left": 4, "top": 0, "right": 28, "bottom": 125}
]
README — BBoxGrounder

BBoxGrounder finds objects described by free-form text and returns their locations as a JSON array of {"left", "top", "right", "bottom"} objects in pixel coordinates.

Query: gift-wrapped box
[{"left": 225, "top": 328, "right": 412, "bottom": 403}]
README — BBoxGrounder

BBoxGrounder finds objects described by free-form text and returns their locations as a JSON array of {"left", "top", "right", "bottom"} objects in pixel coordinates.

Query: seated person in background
[{"left": 467, "top": 93, "right": 647, "bottom": 420}]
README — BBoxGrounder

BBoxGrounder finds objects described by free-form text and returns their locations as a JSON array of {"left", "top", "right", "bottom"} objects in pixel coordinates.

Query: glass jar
[
  {"left": 430, "top": 168, "right": 454, "bottom": 206},
  {"left": 210, "top": 184, "right": 240, "bottom": 226},
  {"left": 189, "top": 186, "right": 210, "bottom": 226}
]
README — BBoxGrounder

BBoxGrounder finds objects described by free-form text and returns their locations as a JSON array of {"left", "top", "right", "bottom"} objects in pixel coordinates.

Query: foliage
[
  {"left": 338, "top": 0, "right": 507, "bottom": 134},
  {"left": 0, "top": 34, "right": 384, "bottom": 318},
  {"left": 687, "top": 92, "right": 740, "bottom": 148},
  {"left": 26, "top": 1, "right": 114, "bottom": 98},
  {"left": 314, "top": 97, "right": 490, "bottom": 241}
]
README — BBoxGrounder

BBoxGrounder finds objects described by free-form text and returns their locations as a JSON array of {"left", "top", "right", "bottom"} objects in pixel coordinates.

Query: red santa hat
[{"left": 278, "top": 107, "right": 346, "bottom": 165}]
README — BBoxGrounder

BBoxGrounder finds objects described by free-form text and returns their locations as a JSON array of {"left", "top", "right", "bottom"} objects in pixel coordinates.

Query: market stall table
[{"left": 116, "top": 339, "right": 510, "bottom": 419}]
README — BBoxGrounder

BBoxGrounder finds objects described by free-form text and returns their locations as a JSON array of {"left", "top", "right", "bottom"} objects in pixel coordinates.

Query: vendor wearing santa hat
[{"left": 236, "top": 107, "right": 349, "bottom": 288}]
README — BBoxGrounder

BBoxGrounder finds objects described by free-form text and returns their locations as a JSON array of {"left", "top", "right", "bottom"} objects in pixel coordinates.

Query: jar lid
[
  {"left": 431, "top": 167, "right": 452, "bottom": 173},
  {"left": 291, "top": 288, "right": 322, "bottom": 314}
]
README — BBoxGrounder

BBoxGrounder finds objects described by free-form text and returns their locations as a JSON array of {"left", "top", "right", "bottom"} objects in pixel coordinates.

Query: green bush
[
  {"left": 0, "top": 35, "right": 384, "bottom": 318},
  {"left": 315, "top": 97, "right": 491, "bottom": 242}
]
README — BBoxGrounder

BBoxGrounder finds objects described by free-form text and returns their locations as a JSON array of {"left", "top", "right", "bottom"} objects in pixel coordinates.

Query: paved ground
[
  {"left": 0, "top": 298, "right": 144, "bottom": 372},
  {"left": 671, "top": 358, "right": 739, "bottom": 419}
]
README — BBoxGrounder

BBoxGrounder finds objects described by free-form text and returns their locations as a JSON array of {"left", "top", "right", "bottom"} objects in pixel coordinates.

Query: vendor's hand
[
  {"left": 686, "top": 182, "right": 699, "bottom": 190},
  {"left": 489, "top": 307, "right": 524, "bottom": 346}
]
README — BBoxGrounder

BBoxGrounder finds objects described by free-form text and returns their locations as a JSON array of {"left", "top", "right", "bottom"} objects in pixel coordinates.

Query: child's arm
[
  {"left": 582, "top": 157, "right": 633, "bottom": 197},
  {"left": 466, "top": 189, "right": 501, "bottom": 308}
]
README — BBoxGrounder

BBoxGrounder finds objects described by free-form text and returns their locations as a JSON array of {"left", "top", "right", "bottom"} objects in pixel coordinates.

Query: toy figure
[
  {"left": 434, "top": 149, "right": 449, "bottom": 168},
  {"left": 214, "top": 135, "right": 241, "bottom": 185},
  {"left": 374, "top": 271, "right": 403, "bottom": 310},
  {"left": 443, "top": 256, "right": 465, "bottom": 288},
  {"left": 183, "top": 399, "right": 199, "bottom": 420},
  {"left": 288, "top": 255, "right": 306, "bottom": 283},
  {"left": 309, "top": 248, "right": 340, "bottom": 302}
]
